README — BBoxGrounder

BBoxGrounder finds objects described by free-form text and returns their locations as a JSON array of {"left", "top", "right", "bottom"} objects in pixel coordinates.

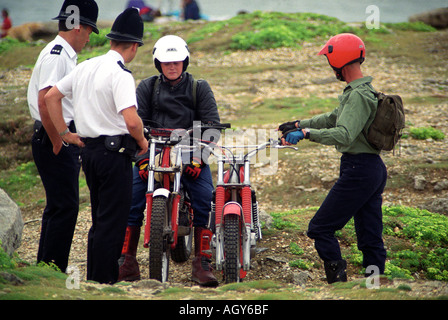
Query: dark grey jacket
[{"left": 136, "top": 72, "right": 220, "bottom": 129}]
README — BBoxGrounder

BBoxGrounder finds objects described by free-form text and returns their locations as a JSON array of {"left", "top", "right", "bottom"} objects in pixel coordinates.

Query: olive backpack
[{"left": 365, "top": 91, "right": 405, "bottom": 152}]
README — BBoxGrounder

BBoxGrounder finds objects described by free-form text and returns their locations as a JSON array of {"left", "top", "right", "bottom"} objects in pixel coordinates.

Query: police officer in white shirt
[
  {"left": 45, "top": 7, "right": 148, "bottom": 284},
  {"left": 26, "top": 0, "right": 98, "bottom": 274}
]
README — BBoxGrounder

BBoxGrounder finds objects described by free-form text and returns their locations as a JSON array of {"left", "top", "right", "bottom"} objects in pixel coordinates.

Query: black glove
[{"left": 278, "top": 120, "right": 300, "bottom": 135}]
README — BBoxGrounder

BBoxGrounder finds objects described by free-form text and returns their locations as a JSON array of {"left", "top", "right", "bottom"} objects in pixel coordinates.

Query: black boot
[{"left": 324, "top": 260, "right": 347, "bottom": 284}]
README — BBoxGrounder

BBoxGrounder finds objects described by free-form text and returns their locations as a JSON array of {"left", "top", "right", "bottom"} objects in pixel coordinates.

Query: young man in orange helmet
[{"left": 279, "top": 33, "right": 387, "bottom": 284}]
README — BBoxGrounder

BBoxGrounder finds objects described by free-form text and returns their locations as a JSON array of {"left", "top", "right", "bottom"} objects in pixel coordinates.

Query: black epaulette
[
  {"left": 50, "top": 44, "right": 63, "bottom": 55},
  {"left": 117, "top": 61, "right": 132, "bottom": 73}
]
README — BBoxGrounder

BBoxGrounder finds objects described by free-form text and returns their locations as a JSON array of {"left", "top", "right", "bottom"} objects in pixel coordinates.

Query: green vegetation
[
  {"left": 273, "top": 206, "right": 448, "bottom": 281},
  {"left": 0, "top": 37, "right": 30, "bottom": 55},
  {"left": 186, "top": 11, "right": 435, "bottom": 51},
  {"left": 409, "top": 126, "right": 445, "bottom": 140}
]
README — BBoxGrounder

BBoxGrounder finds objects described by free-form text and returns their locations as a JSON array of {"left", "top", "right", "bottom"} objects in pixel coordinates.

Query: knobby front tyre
[
  {"left": 149, "top": 196, "right": 170, "bottom": 282},
  {"left": 223, "top": 214, "right": 241, "bottom": 283}
]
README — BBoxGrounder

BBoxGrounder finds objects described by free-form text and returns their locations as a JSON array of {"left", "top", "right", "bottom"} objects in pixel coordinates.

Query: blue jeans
[
  {"left": 128, "top": 164, "right": 214, "bottom": 228},
  {"left": 307, "top": 153, "right": 387, "bottom": 273}
]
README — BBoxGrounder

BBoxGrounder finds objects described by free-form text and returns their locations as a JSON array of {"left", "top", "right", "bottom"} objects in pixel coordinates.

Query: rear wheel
[
  {"left": 149, "top": 196, "right": 170, "bottom": 282},
  {"left": 223, "top": 214, "right": 241, "bottom": 283}
]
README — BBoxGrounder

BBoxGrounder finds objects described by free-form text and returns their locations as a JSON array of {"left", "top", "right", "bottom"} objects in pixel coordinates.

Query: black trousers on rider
[
  {"left": 32, "top": 121, "right": 81, "bottom": 273},
  {"left": 81, "top": 137, "right": 133, "bottom": 284}
]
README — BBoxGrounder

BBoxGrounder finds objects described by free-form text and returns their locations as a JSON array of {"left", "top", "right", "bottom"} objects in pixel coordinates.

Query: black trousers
[
  {"left": 307, "top": 153, "right": 388, "bottom": 273},
  {"left": 32, "top": 121, "right": 81, "bottom": 273},
  {"left": 81, "top": 138, "right": 133, "bottom": 284}
]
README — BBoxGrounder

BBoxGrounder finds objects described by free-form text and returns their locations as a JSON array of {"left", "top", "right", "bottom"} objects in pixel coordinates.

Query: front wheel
[
  {"left": 149, "top": 196, "right": 170, "bottom": 282},
  {"left": 223, "top": 214, "right": 241, "bottom": 283}
]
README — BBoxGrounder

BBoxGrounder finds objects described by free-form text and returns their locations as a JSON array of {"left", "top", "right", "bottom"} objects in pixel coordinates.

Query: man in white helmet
[{"left": 118, "top": 35, "right": 220, "bottom": 287}]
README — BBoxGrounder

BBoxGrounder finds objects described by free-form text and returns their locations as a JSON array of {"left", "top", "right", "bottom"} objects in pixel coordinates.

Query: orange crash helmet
[{"left": 318, "top": 33, "right": 365, "bottom": 81}]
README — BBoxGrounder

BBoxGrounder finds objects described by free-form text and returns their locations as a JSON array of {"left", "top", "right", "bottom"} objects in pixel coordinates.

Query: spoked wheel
[
  {"left": 149, "top": 196, "right": 170, "bottom": 282},
  {"left": 223, "top": 214, "right": 241, "bottom": 283}
]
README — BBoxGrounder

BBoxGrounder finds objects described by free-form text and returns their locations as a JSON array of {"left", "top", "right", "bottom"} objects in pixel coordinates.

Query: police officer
[
  {"left": 27, "top": 0, "right": 98, "bottom": 273},
  {"left": 279, "top": 33, "right": 387, "bottom": 284},
  {"left": 45, "top": 8, "right": 148, "bottom": 284}
]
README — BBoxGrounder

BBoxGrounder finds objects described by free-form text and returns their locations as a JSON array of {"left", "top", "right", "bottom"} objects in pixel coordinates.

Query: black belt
[
  {"left": 82, "top": 134, "right": 138, "bottom": 156},
  {"left": 34, "top": 120, "right": 76, "bottom": 132},
  {"left": 34, "top": 120, "right": 76, "bottom": 144}
]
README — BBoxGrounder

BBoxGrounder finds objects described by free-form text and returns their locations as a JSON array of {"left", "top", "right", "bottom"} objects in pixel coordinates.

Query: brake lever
[{"left": 271, "top": 138, "right": 299, "bottom": 151}]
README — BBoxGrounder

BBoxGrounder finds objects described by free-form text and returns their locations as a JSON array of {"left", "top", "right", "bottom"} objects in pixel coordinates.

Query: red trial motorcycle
[
  {"left": 142, "top": 127, "right": 193, "bottom": 282},
  {"left": 143, "top": 123, "right": 230, "bottom": 282},
  {"left": 204, "top": 138, "right": 297, "bottom": 283}
]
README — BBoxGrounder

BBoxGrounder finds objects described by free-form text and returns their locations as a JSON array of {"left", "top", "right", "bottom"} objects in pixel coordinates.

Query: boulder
[
  {"left": 0, "top": 188, "right": 23, "bottom": 256},
  {"left": 409, "top": 7, "right": 448, "bottom": 29},
  {"left": 422, "top": 198, "right": 448, "bottom": 216},
  {"left": 7, "top": 22, "right": 57, "bottom": 42}
]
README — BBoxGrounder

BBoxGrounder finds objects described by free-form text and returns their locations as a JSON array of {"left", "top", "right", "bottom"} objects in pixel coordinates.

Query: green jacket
[{"left": 300, "top": 76, "right": 380, "bottom": 155}]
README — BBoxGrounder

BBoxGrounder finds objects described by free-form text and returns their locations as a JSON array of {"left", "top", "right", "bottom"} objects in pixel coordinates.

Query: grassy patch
[
  {"left": 268, "top": 205, "right": 448, "bottom": 281},
  {"left": 409, "top": 127, "right": 445, "bottom": 140}
]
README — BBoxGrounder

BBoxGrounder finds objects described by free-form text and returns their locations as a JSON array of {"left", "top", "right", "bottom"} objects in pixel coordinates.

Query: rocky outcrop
[
  {"left": 0, "top": 188, "right": 23, "bottom": 256},
  {"left": 7, "top": 22, "right": 57, "bottom": 42},
  {"left": 409, "top": 7, "right": 448, "bottom": 29}
]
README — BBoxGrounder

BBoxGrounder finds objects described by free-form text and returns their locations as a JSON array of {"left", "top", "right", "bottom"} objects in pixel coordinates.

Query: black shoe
[{"left": 324, "top": 260, "right": 347, "bottom": 284}]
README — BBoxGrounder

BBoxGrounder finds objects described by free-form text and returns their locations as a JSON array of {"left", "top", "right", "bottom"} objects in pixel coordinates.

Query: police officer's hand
[
  {"left": 62, "top": 132, "right": 85, "bottom": 148},
  {"left": 52, "top": 139, "right": 63, "bottom": 155},
  {"left": 136, "top": 138, "right": 149, "bottom": 156},
  {"left": 278, "top": 120, "right": 300, "bottom": 135}
]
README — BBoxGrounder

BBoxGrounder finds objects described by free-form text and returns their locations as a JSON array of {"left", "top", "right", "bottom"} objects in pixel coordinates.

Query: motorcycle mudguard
[
  {"left": 222, "top": 202, "right": 243, "bottom": 217},
  {"left": 153, "top": 188, "right": 170, "bottom": 198}
]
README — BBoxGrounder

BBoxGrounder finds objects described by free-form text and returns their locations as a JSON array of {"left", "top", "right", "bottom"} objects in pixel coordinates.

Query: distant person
[
  {"left": 126, "top": 0, "right": 159, "bottom": 22},
  {"left": 182, "top": 0, "right": 200, "bottom": 20},
  {"left": 126, "top": 0, "right": 146, "bottom": 8},
  {"left": 1, "top": 8, "right": 12, "bottom": 38}
]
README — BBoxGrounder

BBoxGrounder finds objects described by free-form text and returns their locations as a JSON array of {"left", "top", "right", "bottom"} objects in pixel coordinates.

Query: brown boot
[
  {"left": 191, "top": 227, "right": 218, "bottom": 287},
  {"left": 118, "top": 226, "right": 141, "bottom": 282}
]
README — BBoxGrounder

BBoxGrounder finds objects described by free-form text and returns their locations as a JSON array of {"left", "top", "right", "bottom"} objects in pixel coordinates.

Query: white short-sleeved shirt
[
  {"left": 27, "top": 35, "right": 77, "bottom": 124},
  {"left": 56, "top": 50, "right": 138, "bottom": 138}
]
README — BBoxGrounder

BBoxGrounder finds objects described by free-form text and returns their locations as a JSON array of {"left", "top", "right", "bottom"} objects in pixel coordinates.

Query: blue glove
[{"left": 286, "top": 129, "right": 305, "bottom": 144}]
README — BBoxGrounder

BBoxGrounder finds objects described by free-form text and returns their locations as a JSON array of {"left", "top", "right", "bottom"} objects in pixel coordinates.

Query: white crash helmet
[{"left": 153, "top": 35, "right": 190, "bottom": 73}]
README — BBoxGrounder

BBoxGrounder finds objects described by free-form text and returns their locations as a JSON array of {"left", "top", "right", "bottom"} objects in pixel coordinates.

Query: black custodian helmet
[
  {"left": 106, "top": 8, "right": 144, "bottom": 46},
  {"left": 53, "top": 0, "right": 99, "bottom": 34}
]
